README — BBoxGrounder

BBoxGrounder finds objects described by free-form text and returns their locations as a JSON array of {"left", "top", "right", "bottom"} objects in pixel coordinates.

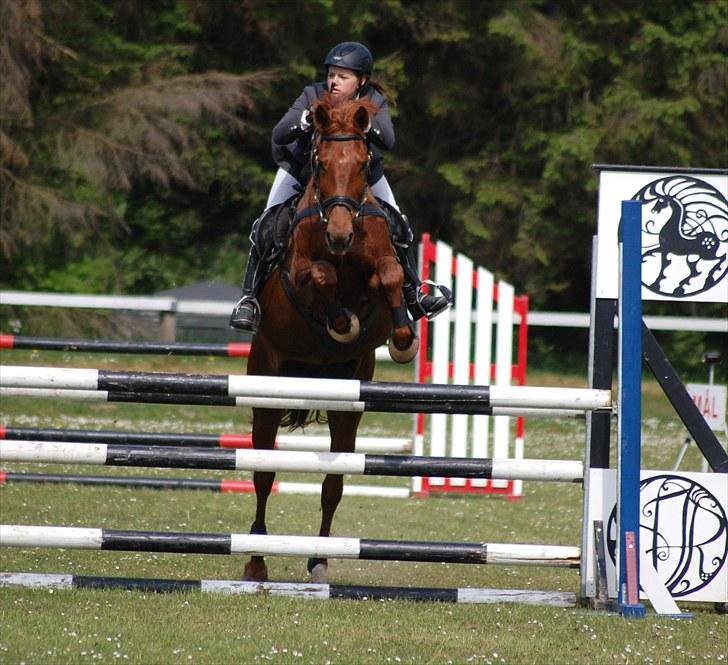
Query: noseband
[{"left": 311, "top": 133, "right": 371, "bottom": 226}]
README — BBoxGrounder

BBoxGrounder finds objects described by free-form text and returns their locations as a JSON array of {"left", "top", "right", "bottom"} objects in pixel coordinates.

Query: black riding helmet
[{"left": 323, "top": 42, "right": 373, "bottom": 75}]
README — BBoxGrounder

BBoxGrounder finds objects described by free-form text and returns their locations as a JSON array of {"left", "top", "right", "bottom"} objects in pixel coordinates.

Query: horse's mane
[{"left": 313, "top": 93, "right": 378, "bottom": 134}]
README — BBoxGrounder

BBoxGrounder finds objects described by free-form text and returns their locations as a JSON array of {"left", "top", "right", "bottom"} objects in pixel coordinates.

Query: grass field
[{"left": 0, "top": 349, "right": 725, "bottom": 664}]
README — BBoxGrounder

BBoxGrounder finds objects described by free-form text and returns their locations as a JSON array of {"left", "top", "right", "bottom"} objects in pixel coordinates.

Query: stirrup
[
  {"left": 229, "top": 296, "right": 261, "bottom": 332},
  {"left": 417, "top": 281, "right": 453, "bottom": 320}
]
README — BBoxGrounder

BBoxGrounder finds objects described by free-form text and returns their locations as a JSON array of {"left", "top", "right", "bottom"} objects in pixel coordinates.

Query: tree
[
  {"left": 1, "top": 0, "right": 276, "bottom": 292},
  {"left": 2, "top": 0, "right": 725, "bottom": 317}
]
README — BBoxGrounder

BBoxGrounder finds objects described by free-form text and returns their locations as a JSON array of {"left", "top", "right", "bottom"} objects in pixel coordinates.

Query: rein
[{"left": 294, "top": 132, "right": 372, "bottom": 226}]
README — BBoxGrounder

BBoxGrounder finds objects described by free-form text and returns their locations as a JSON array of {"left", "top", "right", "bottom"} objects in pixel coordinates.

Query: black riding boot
[
  {"left": 390, "top": 211, "right": 452, "bottom": 321},
  {"left": 229, "top": 242, "right": 262, "bottom": 332},
  {"left": 230, "top": 201, "right": 294, "bottom": 332},
  {"left": 229, "top": 209, "right": 276, "bottom": 332},
  {"left": 401, "top": 270, "right": 452, "bottom": 321}
]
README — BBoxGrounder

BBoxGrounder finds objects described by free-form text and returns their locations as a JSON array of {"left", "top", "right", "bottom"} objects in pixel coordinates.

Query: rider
[{"left": 230, "top": 41, "right": 452, "bottom": 332}]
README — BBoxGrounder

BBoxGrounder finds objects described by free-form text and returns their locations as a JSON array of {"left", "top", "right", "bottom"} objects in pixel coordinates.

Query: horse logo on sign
[{"left": 633, "top": 176, "right": 728, "bottom": 298}]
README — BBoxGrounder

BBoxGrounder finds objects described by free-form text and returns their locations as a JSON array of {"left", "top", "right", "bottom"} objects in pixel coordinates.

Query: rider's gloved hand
[{"left": 300, "top": 108, "right": 313, "bottom": 132}]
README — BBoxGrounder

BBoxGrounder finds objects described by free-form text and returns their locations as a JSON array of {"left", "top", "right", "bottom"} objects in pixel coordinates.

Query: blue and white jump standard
[{"left": 616, "top": 200, "right": 647, "bottom": 618}]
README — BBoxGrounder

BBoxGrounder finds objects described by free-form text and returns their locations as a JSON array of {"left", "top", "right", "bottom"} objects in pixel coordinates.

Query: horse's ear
[
  {"left": 314, "top": 104, "right": 330, "bottom": 130},
  {"left": 353, "top": 105, "right": 370, "bottom": 133}
]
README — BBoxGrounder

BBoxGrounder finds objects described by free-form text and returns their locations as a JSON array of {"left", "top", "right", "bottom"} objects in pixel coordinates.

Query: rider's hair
[{"left": 361, "top": 78, "right": 389, "bottom": 101}]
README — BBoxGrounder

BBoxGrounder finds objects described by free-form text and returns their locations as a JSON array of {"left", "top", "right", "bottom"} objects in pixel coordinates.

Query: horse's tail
[{"left": 280, "top": 409, "right": 328, "bottom": 431}]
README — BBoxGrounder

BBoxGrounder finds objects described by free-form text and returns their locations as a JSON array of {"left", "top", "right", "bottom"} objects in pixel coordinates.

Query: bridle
[{"left": 309, "top": 132, "right": 372, "bottom": 227}]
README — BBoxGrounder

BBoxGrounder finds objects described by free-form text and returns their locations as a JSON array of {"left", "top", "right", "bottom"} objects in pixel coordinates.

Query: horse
[{"left": 243, "top": 94, "right": 419, "bottom": 583}]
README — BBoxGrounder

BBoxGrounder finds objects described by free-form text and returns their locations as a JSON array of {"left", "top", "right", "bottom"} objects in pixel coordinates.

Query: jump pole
[
  {"left": 0, "top": 367, "right": 611, "bottom": 412},
  {"left": 0, "top": 424, "right": 413, "bottom": 454},
  {"left": 0, "top": 334, "right": 251, "bottom": 357},
  {"left": 0, "top": 525, "right": 581, "bottom": 567},
  {"left": 0, "top": 441, "right": 584, "bottom": 481},
  {"left": 0, "top": 387, "right": 587, "bottom": 417},
  {"left": 0, "top": 472, "right": 411, "bottom": 498},
  {"left": 0, "top": 572, "right": 577, "bottom": 606}
]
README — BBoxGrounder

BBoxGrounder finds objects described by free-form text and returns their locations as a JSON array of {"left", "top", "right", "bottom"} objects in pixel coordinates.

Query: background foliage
[{"left": 1, "top": 0, "right": 726, "bottom": 365}]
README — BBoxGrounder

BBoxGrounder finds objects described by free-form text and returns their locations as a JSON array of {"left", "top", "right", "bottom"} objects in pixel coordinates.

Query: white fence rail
[{"left": 2, "top": 290, "right": 725, "bottom": 332}]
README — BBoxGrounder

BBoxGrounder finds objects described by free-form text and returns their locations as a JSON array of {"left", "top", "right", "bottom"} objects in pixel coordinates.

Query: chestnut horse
[{"left": 243, "top": 94, "right": 418, "bottom": 583}]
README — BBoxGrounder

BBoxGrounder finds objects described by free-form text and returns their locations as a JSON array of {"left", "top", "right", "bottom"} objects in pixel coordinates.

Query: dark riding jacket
[{"left": 271, "top": 81, "right": 394, "bottom": 186}]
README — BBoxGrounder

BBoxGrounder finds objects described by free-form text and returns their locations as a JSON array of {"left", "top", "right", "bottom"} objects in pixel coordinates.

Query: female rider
[{"left": 230, "top": 41, "right": 451, "bottom": 332}]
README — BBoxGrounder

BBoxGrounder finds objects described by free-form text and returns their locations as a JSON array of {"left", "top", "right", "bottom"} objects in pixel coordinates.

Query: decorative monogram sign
[{"left": 585, "top": 468, "right": 727, "bottom": 603}]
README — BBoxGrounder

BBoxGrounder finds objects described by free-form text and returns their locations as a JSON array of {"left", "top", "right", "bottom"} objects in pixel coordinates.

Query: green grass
[{"left": 1, "top": 349, "right": 725, "bottom": 664}]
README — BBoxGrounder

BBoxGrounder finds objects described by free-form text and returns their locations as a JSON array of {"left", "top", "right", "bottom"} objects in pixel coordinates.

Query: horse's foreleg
[
  {"left": 307, "top": 410, "right": 363, "bottom": 583},
  {"left": 307, "top": 473, "right": 344, "bottom": 583},
  {"left": 243, "top": 407, "right": 283, "bottom": 582},
  {"left": 376, "top": 255, "right": 418, "bottom": 363},
  {"left": 310, "top": 260, "right": 360, "bottom": 342}
]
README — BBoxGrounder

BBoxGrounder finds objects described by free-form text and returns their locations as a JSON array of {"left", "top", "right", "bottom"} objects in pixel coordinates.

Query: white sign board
[
  {"left": 686, "top": 383, "right": 727, "bottom": 431},
  {"left": 584, "top": 469, "right": 728, "bottom": 604},
  {"left": 596, "top": 167, "right": 728, "bottom": 303}
]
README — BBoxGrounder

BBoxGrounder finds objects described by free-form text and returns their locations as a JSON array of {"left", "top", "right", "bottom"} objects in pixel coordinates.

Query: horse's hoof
[
  {"left": 243, "top": 559, "right": 268, "bottom": 582},
  {"left": 388, "top": 335, "right": 419, "bottom": 363},
  {"left": 309, "top": 563, "right": 328, "bottom": 584},
  {"left": 326, "top": 311, "right": 360, "bottom": 344}
]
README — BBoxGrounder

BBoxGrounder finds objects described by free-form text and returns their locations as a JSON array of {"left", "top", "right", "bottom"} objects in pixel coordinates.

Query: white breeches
[
  {"left": 265, "top": 169, "right": 301, "bottom": 209},
  {"left": 265, "top": 168, "right": 400, "bottom": 212},
  {"left": 369, "top": 176, "right": 400, "bottom": 212}
]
